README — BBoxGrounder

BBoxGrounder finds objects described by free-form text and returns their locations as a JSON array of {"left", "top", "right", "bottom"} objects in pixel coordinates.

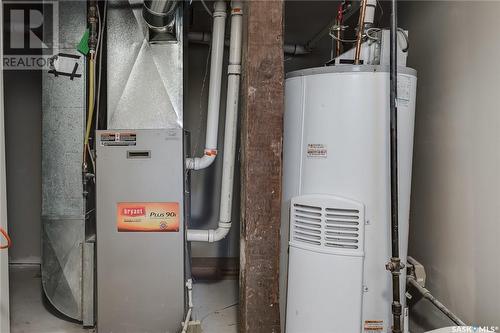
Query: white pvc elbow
[
  {"left": 186, "top": 1, "right": 226, "bottom": 171},
  {"left": 186, "top": 222, "right": 231, "bottom": 243},
  {"left": 185, "top": 151, "right": 217, "bottom": 170},
  {"left": 186, "top": 1, "right": 243, "bottom": 243}
]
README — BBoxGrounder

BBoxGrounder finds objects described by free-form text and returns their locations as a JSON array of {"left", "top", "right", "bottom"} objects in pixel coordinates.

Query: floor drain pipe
[
  {"left": 385, "top": 0, "right": 404, "bottom": 332},
  {"left": 185, "top": 1, "right": 227, "bottom": 171},
  {"left": 187, "top": 1, "right": 243, "bottom": 242}
]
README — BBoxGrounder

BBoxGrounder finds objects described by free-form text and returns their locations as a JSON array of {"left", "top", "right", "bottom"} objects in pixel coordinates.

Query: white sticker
[
  {"left": 307, "top": 144, "right": 327, "bottom": 158},
  {"left": 397, "top": 75, "right": 411, "bottom": 102},
  {"left": 364, "top": 320, "right": 384, "bottom": 331}
]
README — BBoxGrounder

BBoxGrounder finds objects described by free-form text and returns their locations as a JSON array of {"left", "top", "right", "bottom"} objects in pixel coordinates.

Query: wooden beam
[{"left": 239, "top": 0, "right": 284, "bottom": 332}]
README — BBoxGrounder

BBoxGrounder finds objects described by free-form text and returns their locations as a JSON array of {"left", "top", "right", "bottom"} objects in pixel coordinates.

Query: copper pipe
[
  {"left": 336, "top": 28, "right": 342, "bottom": 57},
  {"left": 336, "top": 3, "right": 343, "bottom": 57},
  {"left": 354, "top": 0, "right": 367, "bottom": 64}
]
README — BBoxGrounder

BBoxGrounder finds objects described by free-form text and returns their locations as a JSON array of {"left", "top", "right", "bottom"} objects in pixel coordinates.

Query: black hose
[{"left": 388, "top": 0, "right": 403, "bottom": 332}]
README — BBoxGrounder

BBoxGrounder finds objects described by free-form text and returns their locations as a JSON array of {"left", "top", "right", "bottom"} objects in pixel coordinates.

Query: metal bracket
[{"left": 407, "top": 256, "right": 426, "bottom": 287}]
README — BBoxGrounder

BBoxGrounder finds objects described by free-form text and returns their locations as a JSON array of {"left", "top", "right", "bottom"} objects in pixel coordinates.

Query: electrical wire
[
  {"left": 87, "top": 143, "right": 96, "bottom": 175},
  {"left": 328, "top": 32, "right": 357, "bottom": 44},
  {"left": 361, "top": 27, "right": 409, "bottom": 52},
  {"left": 84, "top": 53, "right": 95, "bottom": 150},
  {"left": 366, "top": 27, "right": 382, "bottom": 41},
  {"left": 200, "top": 0, "right": 213, "bottom": 17},
  {"left": 199, "top": 302, "right": 238, "bottom": 323},
  {"left": 0, "top": 227, "right": 11, "bottom": 250},
  {"left": 95, "top": 0, "right": 108, "bottom": 131}
]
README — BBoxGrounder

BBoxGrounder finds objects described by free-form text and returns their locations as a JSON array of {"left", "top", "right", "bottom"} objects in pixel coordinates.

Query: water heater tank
[{"left": 281, "top": 65, "right": 417, "bottom": 333}]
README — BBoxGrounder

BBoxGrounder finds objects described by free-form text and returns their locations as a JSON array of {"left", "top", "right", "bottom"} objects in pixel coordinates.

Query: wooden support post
[{"left": 239, "top": 0, "right": 284, "bottom": 332}]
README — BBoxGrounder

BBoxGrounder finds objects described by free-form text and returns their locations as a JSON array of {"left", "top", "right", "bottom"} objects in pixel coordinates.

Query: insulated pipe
[
  {"left": 187, "top": 1, "right": 243, "bottom": 242},
  {"left": 185, "top": 1, "right": 227, "bottom": 170},
  {"left": 143, "top": 0, "right": 179, "bottom": 31},
  {"left": 364, "top": 0, "right": 377, "bottom": 28}
]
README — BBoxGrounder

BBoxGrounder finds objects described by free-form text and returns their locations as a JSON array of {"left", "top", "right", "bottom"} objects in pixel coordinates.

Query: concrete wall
[{"left": 399, "top": 1, "right": 500, "bottom": 329}]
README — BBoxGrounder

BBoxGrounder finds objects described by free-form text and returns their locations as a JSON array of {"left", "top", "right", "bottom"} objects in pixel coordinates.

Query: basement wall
[{"left": 400, "top": 1, "right": 500, "bottom": 329}]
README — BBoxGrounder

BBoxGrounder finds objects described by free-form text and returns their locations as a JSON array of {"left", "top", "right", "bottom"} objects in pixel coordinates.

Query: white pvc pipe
[
  {"left": 187, "top": 1, "right": 243, "bottom": 242},
  {"left": 282, "top": 43, "right": 310, "bottom": 56},
  {"left": 188, "top": 31, "right": 309, "bottom": 56},
  {"left": 185, "top": 1, "right": 227, "bottom": 170}
]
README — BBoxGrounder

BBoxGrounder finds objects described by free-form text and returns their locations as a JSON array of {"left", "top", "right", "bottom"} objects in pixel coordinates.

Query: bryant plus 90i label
[{"left": 117, "top": 202, "right": 179, "bottom": 232}]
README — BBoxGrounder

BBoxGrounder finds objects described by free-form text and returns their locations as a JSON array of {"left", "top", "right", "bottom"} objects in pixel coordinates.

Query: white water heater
[{"left": 281, "top": 65, "right": 417, "bottom": 333}]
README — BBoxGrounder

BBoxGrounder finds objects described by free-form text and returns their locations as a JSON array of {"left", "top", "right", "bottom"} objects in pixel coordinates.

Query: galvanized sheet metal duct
[
  {"left": 142, "top": 0, "right": 179, "bottom": 32},
  {"left": 107, "top": 0, "right": 183, "bottom": 129},
  {"left": 41, "top": 0, "right": 92, "bottom": 322}
]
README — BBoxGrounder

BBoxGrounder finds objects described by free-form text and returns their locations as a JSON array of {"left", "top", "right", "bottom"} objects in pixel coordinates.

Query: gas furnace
[{"left": 96, "top": 129, "right": 185, "bottom": 333}]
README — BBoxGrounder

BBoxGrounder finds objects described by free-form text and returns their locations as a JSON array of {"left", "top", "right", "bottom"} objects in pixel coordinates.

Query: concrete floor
[{"left": 9, "top": 265, "right": 238, "bottom": 333}]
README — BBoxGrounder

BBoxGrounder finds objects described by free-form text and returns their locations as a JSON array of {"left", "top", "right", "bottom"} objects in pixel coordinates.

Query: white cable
[
  {"left": 181, "top": 279, "right": 194, "bottom": 333},
  {"left": 86, "top": 143, "right": 96, "bottom": 176},
  {"left": 200, "top": 0, "right": 213, "bottom": 17}
]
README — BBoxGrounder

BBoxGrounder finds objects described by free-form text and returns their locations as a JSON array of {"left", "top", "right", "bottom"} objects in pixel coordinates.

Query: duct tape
[
  {"left": 228, "top": 64, "right": 241, "bottom": 75},
  {"left": 204, "top": 149, "right": 218, "bottom": 157},
  {"left": 231, "top": 7, "right": 243, "bottom": 15},
  {"left": 48, "top": 53, "right": 82, "bottom": 80}
]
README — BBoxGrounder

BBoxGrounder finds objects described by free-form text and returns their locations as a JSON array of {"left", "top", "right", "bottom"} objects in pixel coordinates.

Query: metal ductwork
[{"left": 142, "top": 0, "right": 179, "bottom": 32}]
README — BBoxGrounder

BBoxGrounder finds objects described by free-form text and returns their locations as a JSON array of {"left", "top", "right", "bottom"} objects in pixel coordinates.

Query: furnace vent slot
[{"left": 127, "top": 150, "right": 151, "bottom": 159}]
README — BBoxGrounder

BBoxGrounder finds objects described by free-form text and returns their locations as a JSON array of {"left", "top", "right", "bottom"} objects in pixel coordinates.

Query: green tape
[{"left": 77, "top": 28, "right": 90, "bottom": 55}]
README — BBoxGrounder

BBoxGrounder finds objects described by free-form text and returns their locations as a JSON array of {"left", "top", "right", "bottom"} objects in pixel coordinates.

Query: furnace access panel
[{"left": 96, "top": 129, "right": 185, "bottom": 333}]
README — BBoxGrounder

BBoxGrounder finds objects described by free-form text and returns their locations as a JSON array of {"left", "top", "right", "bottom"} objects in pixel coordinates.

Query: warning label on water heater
[
  {"left": 307, "top": 144, "right": 328, "bottom": 158},
  {"left": 117, "top": 202, "right": 179, "bottom": 232},
  {"left": 364, "top": 320, "right": 384, "bottom": 331}
]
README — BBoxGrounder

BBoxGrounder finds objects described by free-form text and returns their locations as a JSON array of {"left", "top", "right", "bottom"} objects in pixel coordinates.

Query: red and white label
[{"left": 121, "top": 207, "right": 146, "bottom": 217}]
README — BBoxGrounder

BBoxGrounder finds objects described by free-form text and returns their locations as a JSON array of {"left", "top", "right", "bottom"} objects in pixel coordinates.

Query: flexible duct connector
[
  {"left": 142, "top": 0, "right": 179, "bottom": 32},
  {"left": 187, "top": 1, "right": 243, "bottom": 242}
]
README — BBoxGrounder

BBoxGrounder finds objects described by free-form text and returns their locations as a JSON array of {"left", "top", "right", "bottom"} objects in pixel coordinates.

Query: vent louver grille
[{"left": 290, "top": 195, "right": 365, "bottom": 254}]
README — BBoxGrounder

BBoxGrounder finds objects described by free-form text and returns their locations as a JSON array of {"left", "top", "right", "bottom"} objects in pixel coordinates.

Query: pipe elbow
[
  {"left": 186, "top": 222, "right": 231, "bottom": 243},
  {"left": 185, "top": 153, "right": 216, "bottom": 170},
  {"left": 209, "top": 225, "right": 231, "bottom": 242}
]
